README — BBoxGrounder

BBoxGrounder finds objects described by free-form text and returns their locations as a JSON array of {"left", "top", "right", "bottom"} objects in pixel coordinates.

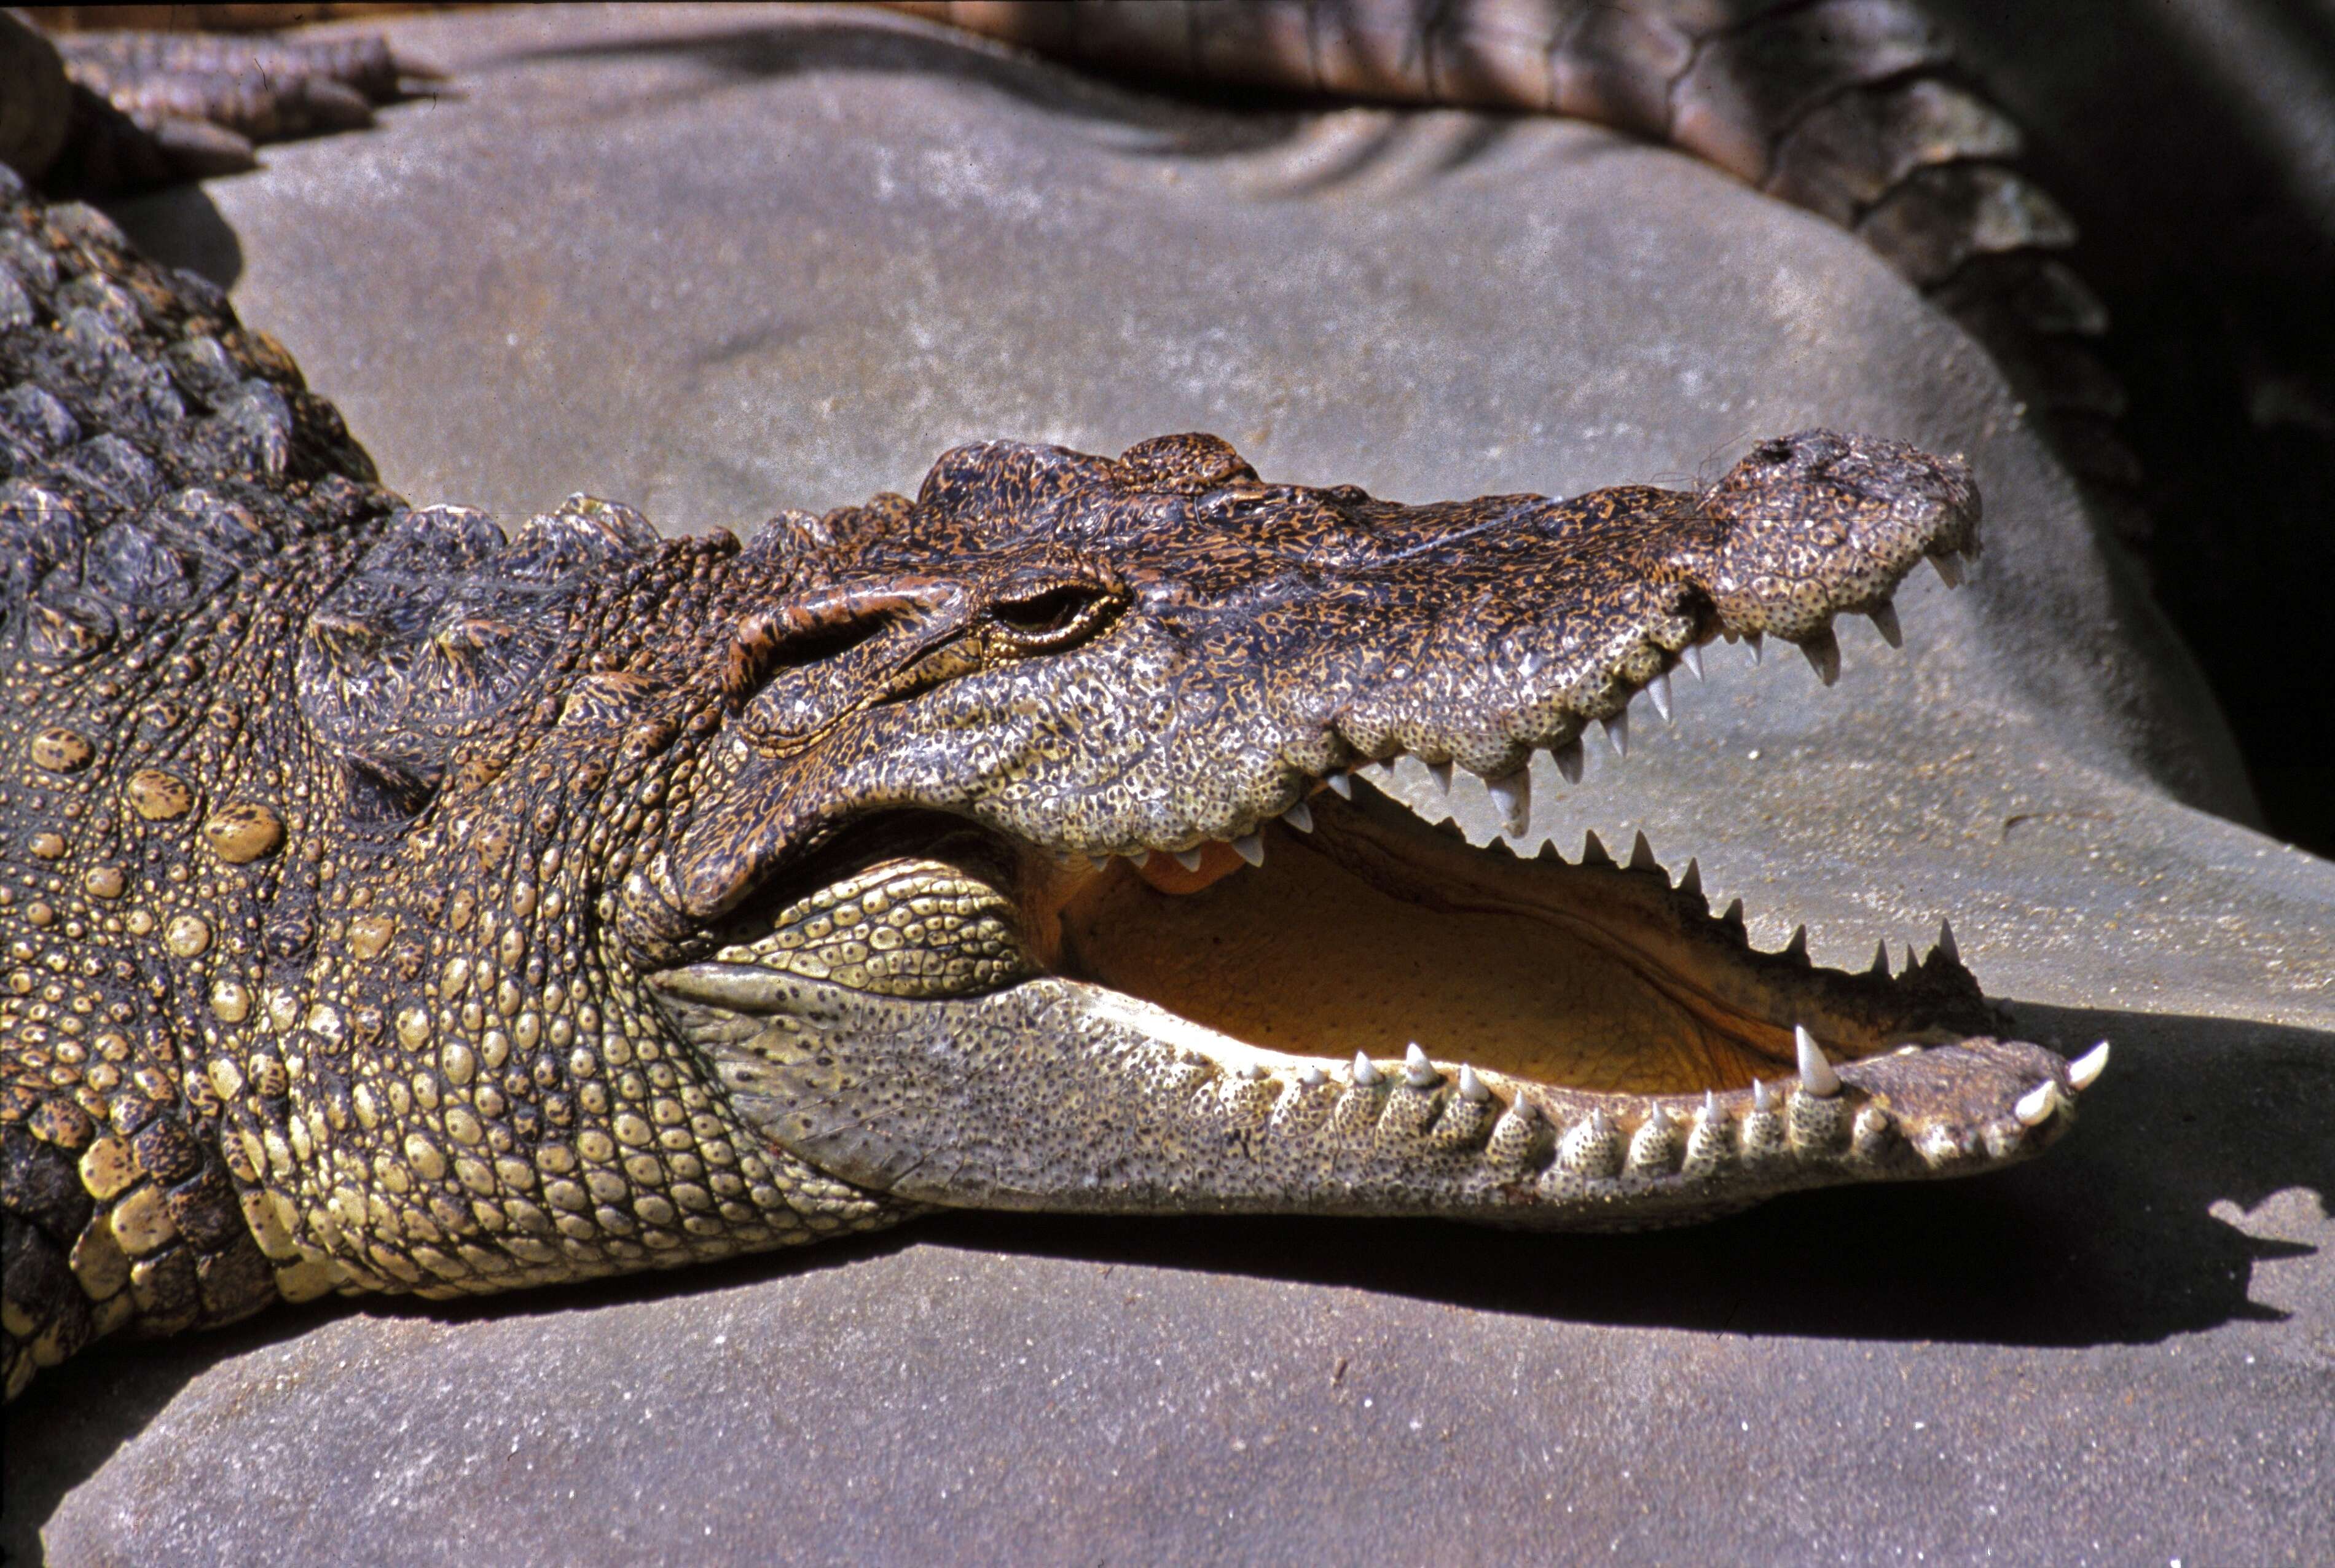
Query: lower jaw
[{"left": 650, "top": 783, "right": 2097, "bottom": 1228}]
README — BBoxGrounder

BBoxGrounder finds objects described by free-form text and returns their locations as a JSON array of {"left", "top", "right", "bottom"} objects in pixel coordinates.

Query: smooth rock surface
[{"left": 9, "top": 7, "right": 2329, "bottom": 1564}]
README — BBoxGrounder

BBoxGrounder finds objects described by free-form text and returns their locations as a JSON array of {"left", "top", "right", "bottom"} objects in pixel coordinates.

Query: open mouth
[
  {"left": 642, "top": 428, "right": 2104, "bottom": 1228},
  {"left": 648, "top": 741, "right": 2105, "bottom": 1229}
]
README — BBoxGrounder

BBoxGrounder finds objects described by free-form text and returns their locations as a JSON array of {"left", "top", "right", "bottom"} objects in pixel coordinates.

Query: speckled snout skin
[{"left": 2, "top": 171, "right": 2082, "bottom": 1402}]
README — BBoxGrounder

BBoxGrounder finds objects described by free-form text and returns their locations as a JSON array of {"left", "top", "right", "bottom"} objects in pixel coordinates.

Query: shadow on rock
[{"left": 94, "top": 179, "right": 244, "bottom": 292}]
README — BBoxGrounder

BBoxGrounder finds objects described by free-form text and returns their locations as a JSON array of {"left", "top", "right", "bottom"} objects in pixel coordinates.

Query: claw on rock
[
  {"left": 1552, "top": 740, "right": 1585, "bottom": 785},
  {"left": 1745, "top": 632, "right": 1764, "bottom": 665},
  {"left": 1603, "top": 708, "right": 1630, "bottom": 756},
  {"left": 1869, "top": 602, "right": 1904, "bottom": 648},
  {"left": 1794, "top": 1024, "right": 1841, "bottom": 1096},
  {"left": 1932, "top": 552, "right": 1964, "bottom": 589},
  {"left": 1679, "top": 643, "right": 1705, "bottom": 681},
  {"left": 1647, "top": 670, "right": 1674, "bottom": 723}
]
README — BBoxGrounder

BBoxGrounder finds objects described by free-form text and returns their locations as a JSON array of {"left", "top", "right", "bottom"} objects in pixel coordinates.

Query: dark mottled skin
[{"left": 3, "top": 170, "right": 2061, "bottom": 1403}]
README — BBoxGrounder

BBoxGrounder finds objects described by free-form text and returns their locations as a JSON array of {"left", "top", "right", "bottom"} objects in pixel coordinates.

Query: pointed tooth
[
  {"left": 1647, "top": 670, "right": 1673, "bottom": 723},
  {"left": 1552, "top": 739, "right": 1585, "bottom": 785},
  {"left": 1794, "top": 1024, "right": 1841, "bottom": 1097},
  {"left": 1282, "top": 799, "right": 1314, "bottom": 833},
  {"left": 1745, "top": 632, "right": 1764, "bottom": 665},
  {"left": 1679, "top": 643, "right": 1704, "bottom": 681},
  {"left": 1427, "top": 759, "right": 1455, "bottom": 793},
  {"left": 1936, "top": 917, "right": 1961, "bottom": 966},
  {"left": 1781, "top": 925, "right": 1809, "bottom": 963},
  {"left": 1602, "top": 708, "right": 1630, "bottom": 756},
  {"left": 1799, "top": 629, "right": 1840, "bottom": 686},
  {"left": 1298, "top": 1064, "right": 1327, "bottom": 1088},
  {"left": 1931, "top": 552, "right": 1964, "bottom": 589},
  {"left": 1485, "top": 770, "right": 1530, "bottom": 837},
  {"left": 1701, "top": 1089, "right": 1721, "bottom": 1122},
  {"left": 1237, "top": 1062, "right": 1268, "bottom": 1081},
  {"left": 1869, "top": 601, "right": 1903, "bottom": 648},
  {"left": 2014, "top": 1080, "right": 2057, "bottom": 1126},
  {"left": 1752, "top": 1078, "right": 1773, "bottom": 1113},
  {"left": 1721, "top": 897, "right": 1745, "bottom": 932},
  {"left": 1628, "top": 831, "right": 1660, "bottom": 874},
  {"left": 1325, "top": 770, "right": 1354, "bottom": 799},
  {"left": 1458, "top": 1064, "right": 1489, "bottom": 1103},
  {"left": 1677, "top": 858, "right": 1703, "bottom": 901},
  {"left": 2066, "top": 1040, "right": 2110, "bottom": 1091},
  {"left": 1869, "top": 939, "right": 1891, "bottom": 978},
  {"left": 1231, "top": 831, "right": 1265, "bottom": 867},
  {"left": 1351, "top": 1051, "right": 1383, "bottom": 1088},
  {"left": 1174, "top": 847, "right": 1204, "bottom": 872},
  {"left": 1403, "top": 1043, "right": 1438, "bottom": 1088},
  {"left": 1579, "top": 829, "right": 1614, "bottom": 868}
]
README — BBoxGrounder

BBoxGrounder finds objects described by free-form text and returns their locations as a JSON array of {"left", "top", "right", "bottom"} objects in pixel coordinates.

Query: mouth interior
[{"left": 1025, "top": 782, "right": 1926, "bottom": 1097}]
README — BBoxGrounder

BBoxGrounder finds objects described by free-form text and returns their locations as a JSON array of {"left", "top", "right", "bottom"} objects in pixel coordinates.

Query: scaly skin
[{"left": 1, "top": 170, "right": 2097, "bottom": 1401}]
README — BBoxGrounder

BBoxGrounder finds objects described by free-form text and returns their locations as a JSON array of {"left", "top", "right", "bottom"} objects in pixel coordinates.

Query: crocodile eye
[{"left": 991, "top": 581, "right": 1122, "bottom": 653}]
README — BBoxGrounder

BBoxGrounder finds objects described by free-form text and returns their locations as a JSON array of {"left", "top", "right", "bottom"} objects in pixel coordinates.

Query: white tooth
[
  {"left": 2014, "top": 1081, "right": 2057, "bottom": 1126},
  {"left": 1427, "top": 760, "right": 1455, "bottom": 793},
  {"left": 1174, "top": 847, "right": 1204, "bottom": 872},
  {"left": 1869, "top": 602, "right": 1904, "bottom": 648},
  {"left": 1936, "top": 917, "right": 1961, "bottom": 965},
  {"left": 1745, "top": 633, "right": 1764, "bottom": 665},
  {"left": 2067, "top": 1040, "right": 2110, "bottom": 1091},
  {"left": 1237, "top": 1062, "right": 1268, "bottom": 1081},
  {"left": 1282, "top": 799, "right": 1314, "bottom": 833},
  {"left": 1458, "top": 1064, "right": 1490, "bottom": 1103},
  {"left": 1351, "top": 1051, "right": 1383, "bottom": 1088},
  {"left": 1701, "top": 1089, "right": 1722, "bottom": 1122},
  {"left": 1552, "top": 739, "right": 1585, "bottom": 784},
  {"left": 1794, "top": 1024, "right": 1841, "bottom": 1096},
  {"left": 1646, "top": 670, "right": 1674, "bottom": 723},
  {"left": 1677, "top": 858, "right": 1703, "bottom": 900},
  {"left": 1485, "top": 771, "right": 1530, "bottom": 836},
  {"left": 1603, "top": 708, "right": 1629, "bottom": 756},
  {"left": 1628, "top": 831, "right": 1660, "bottom": 873},
  {"left": 1752, "top": 1078, "right": 1773, "bottom": 1113},
  {"left": 1679, "top": 643, "right": 1705, "bottom": 681},
  {"left": 1298, "top": 1064, "right": 1327, "bottom": 1088},
  {"left": 1232, "top": 832, "right": 1265, "bottom": 866},
  {"left": 1932, "top": 553, "right": 1964, "bottom": 589},
  {"left": 1326, "top": 770, "right": 1353, "bottom": 799},
  {"left": 1403, "top": 1042, "right": 1438, "bottom": 1087}
]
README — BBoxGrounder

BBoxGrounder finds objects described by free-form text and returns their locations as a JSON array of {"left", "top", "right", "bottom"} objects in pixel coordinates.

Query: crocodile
[{"left": 0, "top": 165, "right": 2113, "bottom": 1401}]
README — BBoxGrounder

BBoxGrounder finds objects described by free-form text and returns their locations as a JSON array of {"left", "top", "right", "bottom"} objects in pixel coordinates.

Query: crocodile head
[{"left": 626, "top": 428, "right": 2100, "bottom": 1229}]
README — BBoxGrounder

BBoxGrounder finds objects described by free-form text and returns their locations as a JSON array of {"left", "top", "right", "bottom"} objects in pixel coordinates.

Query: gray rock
[{"left": 10, "top": 6, "right": 2329, "bottom": 1563}]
